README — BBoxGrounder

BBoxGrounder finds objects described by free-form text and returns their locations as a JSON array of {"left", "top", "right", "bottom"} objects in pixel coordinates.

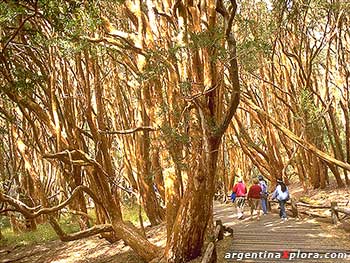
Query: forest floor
[
  {"left": 0, "top": 223, "right": 166, "bottom": 263},
  {"left": 1, "top": 184, "right": 349, "bottom": 263}
]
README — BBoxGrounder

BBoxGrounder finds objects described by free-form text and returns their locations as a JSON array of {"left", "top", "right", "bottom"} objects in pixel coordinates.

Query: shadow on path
[{"left": 213, "top": 201, "right": 350, "bottom": 263}]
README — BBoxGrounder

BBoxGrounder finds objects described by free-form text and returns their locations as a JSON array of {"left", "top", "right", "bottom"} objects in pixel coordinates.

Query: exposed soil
[
  {"left": 0, "top": 224, "right": 166, "bottom": 263},
  {"left": 289, "top": 182, "right": 350, "bottom": 206}
]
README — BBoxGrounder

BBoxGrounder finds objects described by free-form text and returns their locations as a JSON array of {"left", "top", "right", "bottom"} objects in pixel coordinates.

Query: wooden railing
[
  {"left": 330, "top": 201, "right": 350, "bottom": 224},
  {"left": 201, "top": 220, "right": 233, "bottom": 263},
  {"left": 269, "top": 199, "right": 350, "bottom": 224}
]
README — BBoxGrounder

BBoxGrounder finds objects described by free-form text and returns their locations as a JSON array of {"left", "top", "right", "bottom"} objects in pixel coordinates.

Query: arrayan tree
[{"left": 228, "top": 0, "right": 350, "bottom": 189}]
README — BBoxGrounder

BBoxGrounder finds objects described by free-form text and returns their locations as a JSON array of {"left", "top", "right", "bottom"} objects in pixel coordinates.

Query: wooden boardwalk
[{"left": 213, "top": 202, "right": 350, "bottom": 263}]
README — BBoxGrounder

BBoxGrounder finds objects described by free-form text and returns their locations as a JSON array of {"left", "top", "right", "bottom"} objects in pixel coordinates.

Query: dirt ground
[
  {"left": 0, "top": 224, "right": 166, "bottom": 263},
  {"left": 289, "top": 181, "right": 350, "bottom": 206}
]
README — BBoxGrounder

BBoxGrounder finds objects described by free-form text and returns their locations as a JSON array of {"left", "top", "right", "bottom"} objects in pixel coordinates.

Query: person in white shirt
[{"left": 271, "top": 179, "right": 289, "bottom": 220}]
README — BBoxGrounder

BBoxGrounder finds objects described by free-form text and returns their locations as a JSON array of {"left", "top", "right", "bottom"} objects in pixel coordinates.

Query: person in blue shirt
[
  {"left": 271, "top": 179, "right": 289, "bottom": 220},
  {"left": 258, "top": 175, "right": 268, "bottom": 215}
]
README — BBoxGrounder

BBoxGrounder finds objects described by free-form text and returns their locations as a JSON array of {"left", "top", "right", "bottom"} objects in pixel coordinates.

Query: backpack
[
  {"left": 230, "top": 192, "right": 236, "bottom": 202},
  {"left": 260, "top": 181, "right": 268, "bottom": 198},
  {"left": 282, "top": 190, "right": 290, "bottom": 201}
]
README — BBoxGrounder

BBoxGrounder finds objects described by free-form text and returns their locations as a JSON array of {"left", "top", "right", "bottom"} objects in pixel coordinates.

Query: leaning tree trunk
[
  {"left": 165, "top": 136, "right": 221, "bottom": 262},
  {"left": 136, "top": 86, "right": 165, "bottom": 226}
]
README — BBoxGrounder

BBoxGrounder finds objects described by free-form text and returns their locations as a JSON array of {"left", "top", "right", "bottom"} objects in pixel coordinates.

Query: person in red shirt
[
  {"left": 247, "top": 178, "right": 262, "bottom": 220},
  {"left": 232, "top": 178, "right": 247, "bottom": 219}
]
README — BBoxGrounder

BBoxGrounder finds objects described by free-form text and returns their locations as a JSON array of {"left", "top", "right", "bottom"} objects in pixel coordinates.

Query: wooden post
[
  {"left": 335, "top": 207, "right": 350, "bottom": 216},
  {"left": 291, "top": 198, "right": 298, "bottom": 218},
  {"left": 331, "top": 201, "right": 339, "bottom": 224},
  {"left": 215, "top": 220, "right": 224, "bottom": 241},
  {"left": 201, "top": 242, "right": 217, "bottom": 263},
  {"left": 150, "top": 257, "right": 166, "bottom": 263},
  {"left": 201, "top": 220, "right": 224, "bottom": 263}
]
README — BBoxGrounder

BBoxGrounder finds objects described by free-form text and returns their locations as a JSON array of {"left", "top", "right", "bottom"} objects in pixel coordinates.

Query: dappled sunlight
[
  {"left": 48, "top": 238, "right": 135, "bottom": 263},
  {"left": 147, "top": 223, "right": 167, "bottom": 248},
  {"left": 317, "top": 233, "right": 333, "bottom": 238},
  {"left": 0, "top": 234, "right": 144, "bottom": 263},
  {"left": 290, "top": 182, "right": 350, "bottom": 207},
  {"left": 213, "top": 201, "right": 350, "bottom": 262}
]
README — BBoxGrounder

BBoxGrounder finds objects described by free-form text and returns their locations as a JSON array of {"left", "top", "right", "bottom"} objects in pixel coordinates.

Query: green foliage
[
  {"left": 179, "top": 81, "right": 192, "bottom": 93},
  {"left": 235, "top": 3, "right": 275, "bottom": 73},
  {"left": 237, "top": 38, "right": 272, "bottom": 71},
  {"left": 296, "top": 88, "right": 328, "bottom": 144},
  {"left": 39, "top": 0, "right": 102, "bottom": 33},
  {"left": 168, "top": 43, "right": 185, "bottom": 60},
  {"left": 0, "top": 127, "right": 8, "bottom": 135},
  {"left": 139, "top": 49, "right": 168, "bottom": 82},
  {"left": 122, "top": 204, "right": 148, "bottom": 224},
  {"left": 0, "top": 216, "right": 80, "bottom": 247},
  {"left": 165, "top": 27, "right": 229, "bottom": 66},
  {"left": 189, "top": 28, "right": 228, "bottom": 62},
  {"left": 160, "top": 124, "right": 190, "bottom": 146},
  {"left": 0, "top": 207, "right": 147, "bottom": 247},
  {"left": 38, "top": 1, "right": 102, "bottom": 56},
  {"left": 298, "top": 88, "right": 322, "bottom": 124},
  {"left": 1, "top": 1, "right": 102, "bottom": 57},
  {"left": 0, "top": 2, "right": 32, "bottom": 47},
  {"left": 189, "top": 28, "right": 223, "bottom": 49},
  {"left": 0, "top": 1, "right": 27, "bottom": 24},
  {"left": 0, "top": 216, "right": 10, "bottom": 229},
  {"left": 3, "top": 65, "right": 45, "bottom": 95}
]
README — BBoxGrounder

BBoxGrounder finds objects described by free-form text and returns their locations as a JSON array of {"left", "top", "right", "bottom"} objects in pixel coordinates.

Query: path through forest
[
  {"left": 1, "top": 202, "right": 349, "bottom": 263},
  {"left": 214, "top": 202, "right": 350, "bottom": 263}
]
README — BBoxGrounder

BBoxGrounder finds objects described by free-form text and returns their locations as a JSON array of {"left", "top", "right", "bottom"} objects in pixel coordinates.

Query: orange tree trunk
[
  {"left": 136, "top": 88, "right": 165, "bottom": 226},
  {"left": 165, "top": 136, "right": 221, "bottom": 262}
]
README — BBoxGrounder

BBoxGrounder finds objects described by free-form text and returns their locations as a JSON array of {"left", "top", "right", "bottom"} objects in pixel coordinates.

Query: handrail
[
  {"left": 334, "top": 206, "right": 350, "bottom": 215},
  {"left": 296, "top": 202, "right": 331, "bottom": 209},
  {"left": 269, "top": 199, "right": 350, "bottom": 224},
  {"left": 201, "top": 220, "right": 233, "bottom": 263}
]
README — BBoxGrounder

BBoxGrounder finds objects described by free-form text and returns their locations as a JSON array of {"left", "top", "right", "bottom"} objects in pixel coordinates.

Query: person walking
[
  {"left": 258, "top": 175, "right": 268, "bottom": 215},
  {"left": 232, "top": 178, "right": 247, "bottom": 219},
  {"left": 271, "top": 179, "right": 290, "bottom": 220},
  {"left": 247, "top": 179, "right": 262, "bottom": 220}
]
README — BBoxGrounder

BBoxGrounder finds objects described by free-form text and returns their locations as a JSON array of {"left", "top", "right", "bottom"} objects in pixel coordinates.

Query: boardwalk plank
[{"left": 213, "top": 202, "right": 350, "bottom": 263}]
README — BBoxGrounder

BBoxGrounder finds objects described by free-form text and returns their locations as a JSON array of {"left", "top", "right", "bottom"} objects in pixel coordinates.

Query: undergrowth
[{"left": 0, "top": 205, "right": 148, "bottom": 247}]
